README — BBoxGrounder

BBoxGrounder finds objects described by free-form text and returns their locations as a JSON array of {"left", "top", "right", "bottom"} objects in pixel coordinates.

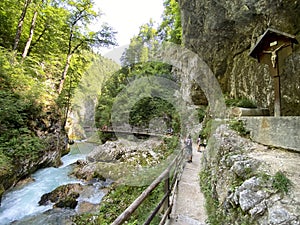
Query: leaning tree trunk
[
  {"left": 13, "top": 0, "right": 32, "bottom": 51},
  {"left": 22, "top": 10, "right": 38, "bottom": 59}
]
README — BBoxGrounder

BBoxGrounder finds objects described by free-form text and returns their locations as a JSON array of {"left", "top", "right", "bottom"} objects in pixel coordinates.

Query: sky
[{"left": 95, "top": 0, "right": 165, "bottom": 60}]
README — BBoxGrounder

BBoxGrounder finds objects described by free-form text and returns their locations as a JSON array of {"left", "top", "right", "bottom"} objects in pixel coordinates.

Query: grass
[{"left": 272, "top": 171, "right": 292, "bottom": 194}]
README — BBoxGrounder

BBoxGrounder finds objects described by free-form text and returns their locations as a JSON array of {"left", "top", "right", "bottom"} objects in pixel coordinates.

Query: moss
[
  {"left": 196, "top": 106, "right": 207, "bottom": 123},
  {"left": 200, "top": 118, "right": 213, "bottom": 140},
  {"left": 73, "top": 137, "right": 180, "bottom": 224}
]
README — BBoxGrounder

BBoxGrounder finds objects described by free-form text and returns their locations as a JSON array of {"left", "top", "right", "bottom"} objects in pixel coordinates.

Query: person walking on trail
[
  {"left": 185, "top": 134, "right": 193, "bottom": 163},
  {"left": 197, "top": 134, "right": 201, "bottom": 152}
]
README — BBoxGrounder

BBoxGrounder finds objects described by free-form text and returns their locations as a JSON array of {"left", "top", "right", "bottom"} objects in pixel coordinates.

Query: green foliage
[
  {"left": 272, "top": 171, "right": 292, "bottom": 194},
  {"left": 199, "top": 170, "right": 223, "bottom": 224},
  {"left": 197, "top": 106, "right": 207, "bottom": 123},
  {"left": 121, "top": 24, "right": 155, "bottom": 66},
  {"left": 199, "top": 169, "right": 254, "bottom": 225},
  {"left": 0, "top": 0, "right": 20, "bottom": 48},
  {"left": 129, "top": 97, "right": 177, "bottom": 129},
  {"left": 0, "top": 48, "right": 47, "bottom": 165},
  {"left": 73, "top": 183, "right": 164, "bottom": 225},
  {"left": 154, "top": 136, "right": 179, "bottom": 160},
  {"left": 158, "top": 0, "right": 182, "bottom": 44},
  {"left": 200, "top": 118, "right": 213, "bottom": 139},
  {"left": 0, "top": 151, "right": 13, "bottom": 176},
  {"left": 229, "top": 119, "right": 250, "bottom": 137},
  {"left": 225, "top": 96, "right": 257, "bottom": 108},
  {"left": 121, "top": 0, "right": 182, "bottom": 67},
  {"left": 95, "top": 61, "right": 177, "bottom": 142}
]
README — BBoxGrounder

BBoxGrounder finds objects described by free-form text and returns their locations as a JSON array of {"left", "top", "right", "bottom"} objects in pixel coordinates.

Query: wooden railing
[{"left": 111, "top": 147, "right": 186, "bottom": 225}]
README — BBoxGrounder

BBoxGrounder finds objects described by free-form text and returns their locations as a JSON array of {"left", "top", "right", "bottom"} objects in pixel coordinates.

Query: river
[{"left": 0, "top": 142, "right": 100, "bottom": 225}]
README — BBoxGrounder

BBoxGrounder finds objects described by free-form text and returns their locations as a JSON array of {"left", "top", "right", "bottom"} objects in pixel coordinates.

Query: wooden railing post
[
  {"left": 111, "top": 147, "right": 186, "bottom": 225},
  {"left": 163, "top": 171, "right": 170, "bottom": 215}
]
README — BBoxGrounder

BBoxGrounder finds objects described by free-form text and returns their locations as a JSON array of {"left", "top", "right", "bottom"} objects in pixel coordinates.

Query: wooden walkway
[
  {"left": 100, "top": 129, "right": 169, "bottom": 138},
  {"left": 165, "top": 147, "right": 207, "bottom": 225}
]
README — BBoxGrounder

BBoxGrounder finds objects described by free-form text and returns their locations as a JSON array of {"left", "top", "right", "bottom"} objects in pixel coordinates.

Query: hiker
[
  {"left": 197, "top": 134, "right": 201, "bottom": 152},
  {"left": 185, "top": 134, "right": 193, "bottom": 163},
  {"left": 202, "top": 138, "right": 207, "bottom": 149}
]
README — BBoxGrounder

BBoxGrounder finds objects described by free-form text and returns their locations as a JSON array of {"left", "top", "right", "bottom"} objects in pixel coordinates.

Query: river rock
[
  {"left": 86, "top": 138, "right": 163, "bottom": 163},
  {"left": 39, "top": 183, "right": 83, "bottom": 209},
  {"left": 73, "top": 138, "right": 165, "bottom": 182},
  {"left": 10, "top": 208, "right": 75, "bottom": 225},
  {"left": 76, "top": 201, "right": 100, "bottom": 214}
]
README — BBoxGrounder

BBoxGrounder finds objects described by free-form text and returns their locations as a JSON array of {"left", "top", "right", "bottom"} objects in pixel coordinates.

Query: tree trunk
[
  {"left": 58, "top": 53, "right": 73, "bottom": 94},
  {"left": 13, "top": 0, "right": 32, "bottom": 51},
  {"left": 22, "top": 10, "right": 38, "bottom": 59}
]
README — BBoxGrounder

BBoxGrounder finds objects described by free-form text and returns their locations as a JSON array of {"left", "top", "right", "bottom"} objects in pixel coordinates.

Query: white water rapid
[{"left": 0, "top": 142, "right": 96, "bottom": 225}]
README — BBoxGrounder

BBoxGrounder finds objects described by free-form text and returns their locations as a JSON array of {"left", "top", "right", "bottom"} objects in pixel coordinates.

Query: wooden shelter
[{"left": 249, "top": 28, "right": 298, "bottom": 116}]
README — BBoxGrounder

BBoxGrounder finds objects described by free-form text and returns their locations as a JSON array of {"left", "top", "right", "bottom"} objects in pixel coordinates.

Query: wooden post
[
  {"left": 273, "top": 74, "right": 281, "bottom": 117},
  {"left": 163, "top": 173, "right": 170, "bottom": 216}
]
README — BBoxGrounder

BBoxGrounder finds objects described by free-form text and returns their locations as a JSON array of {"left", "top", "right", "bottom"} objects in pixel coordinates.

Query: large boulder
[{"left": 39, "top": 183, "right": 83, "bottom": 209}]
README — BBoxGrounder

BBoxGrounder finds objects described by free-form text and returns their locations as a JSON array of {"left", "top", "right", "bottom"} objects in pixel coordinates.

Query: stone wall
[
  {"left": 178, "top": 0, "right": 300, "bottom": 115},
  {"left": 243, "top": 116, "right": 300, "bottom": 152}
]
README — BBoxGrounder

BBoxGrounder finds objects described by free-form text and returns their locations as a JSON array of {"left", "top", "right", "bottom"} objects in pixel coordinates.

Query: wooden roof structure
[{"left": 249, "top": 28, "right": 298, "bottom": 60}]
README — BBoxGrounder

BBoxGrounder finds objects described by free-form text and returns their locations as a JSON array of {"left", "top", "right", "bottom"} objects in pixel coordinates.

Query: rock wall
[
  {"left": 202, "top": 123, "right": 300, "bottom": 224},
  {"left": 68, "top": 96, "right": 98, "bottom": 140},
  {"left": 178, "top": 0, "right": 300, "bottom": 115}
]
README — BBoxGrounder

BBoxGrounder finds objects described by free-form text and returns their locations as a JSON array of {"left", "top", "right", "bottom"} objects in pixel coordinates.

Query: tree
[
  {"left": 158, "top": 0, "right": 182, "bottom": 44},
  {"left": 57, "top": 0, "right": 117, "bottom": 94},
  {"left": 21, "top": 1, "right": 41, "bottom": 59},
  {"left": 13, "top": 0, "right": 32, "bottom": 51},
  {"left": 120, "top": 20, "right": 158, "bottom": 66}
]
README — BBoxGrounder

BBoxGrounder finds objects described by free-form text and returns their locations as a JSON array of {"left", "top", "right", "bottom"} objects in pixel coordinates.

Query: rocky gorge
[
  {"left": 0, "top": 110, "right": 69, "bottom": 206},
  {"left": 4, "top": 136, "right": 174, "bottom": 224}
]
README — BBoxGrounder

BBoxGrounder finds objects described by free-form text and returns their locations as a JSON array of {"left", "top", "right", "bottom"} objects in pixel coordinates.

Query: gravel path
[{"left": 166, "top": 147, "right": 208, "bottom": 225}]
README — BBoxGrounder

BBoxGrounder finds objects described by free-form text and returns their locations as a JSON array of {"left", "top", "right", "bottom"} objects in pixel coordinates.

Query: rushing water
[{"left": 0, "top": 142, "right": 97, "bottom": 225}]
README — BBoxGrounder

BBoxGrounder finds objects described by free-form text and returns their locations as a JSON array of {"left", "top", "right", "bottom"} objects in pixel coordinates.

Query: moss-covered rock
[{"left": 39, "top": 183, "right": 83, "bottom": 208}]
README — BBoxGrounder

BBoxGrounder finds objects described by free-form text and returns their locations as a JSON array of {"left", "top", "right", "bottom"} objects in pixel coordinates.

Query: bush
[
  {"left": 225, "top": 96, "right": 257, "bottom": 108},
  {"left": 229, "top": 119, "right": 250, "bottom": 137}
]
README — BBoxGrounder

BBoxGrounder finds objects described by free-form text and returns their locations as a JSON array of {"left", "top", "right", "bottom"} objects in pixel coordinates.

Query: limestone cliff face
[
  {"left": 179, "top": 0, "right": 300, "bottom": 115},
  {"left": 68, "top": 96, "right": 97, "bottom": 140}
]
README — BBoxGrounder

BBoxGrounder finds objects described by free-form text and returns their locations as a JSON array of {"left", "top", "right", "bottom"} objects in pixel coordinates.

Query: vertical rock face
[
  {"left": 68, "top": 96, "right": 98, "bottom": 139},
  {"left": 179, "top": 0, "right": 300, "bottom": 115}
]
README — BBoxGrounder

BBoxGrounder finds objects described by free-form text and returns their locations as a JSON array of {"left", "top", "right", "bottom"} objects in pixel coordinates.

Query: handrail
[{"left": 111, "top": 147, "right": 186, "bottom": 225}]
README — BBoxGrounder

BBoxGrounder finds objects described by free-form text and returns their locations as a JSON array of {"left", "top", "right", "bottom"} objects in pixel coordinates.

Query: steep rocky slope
[
  {"left": 202, "top": 123, "right": 299, "bottom": 224},
  {"left": 179, "top": 0, "right": 300, "bottom": 115}
]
